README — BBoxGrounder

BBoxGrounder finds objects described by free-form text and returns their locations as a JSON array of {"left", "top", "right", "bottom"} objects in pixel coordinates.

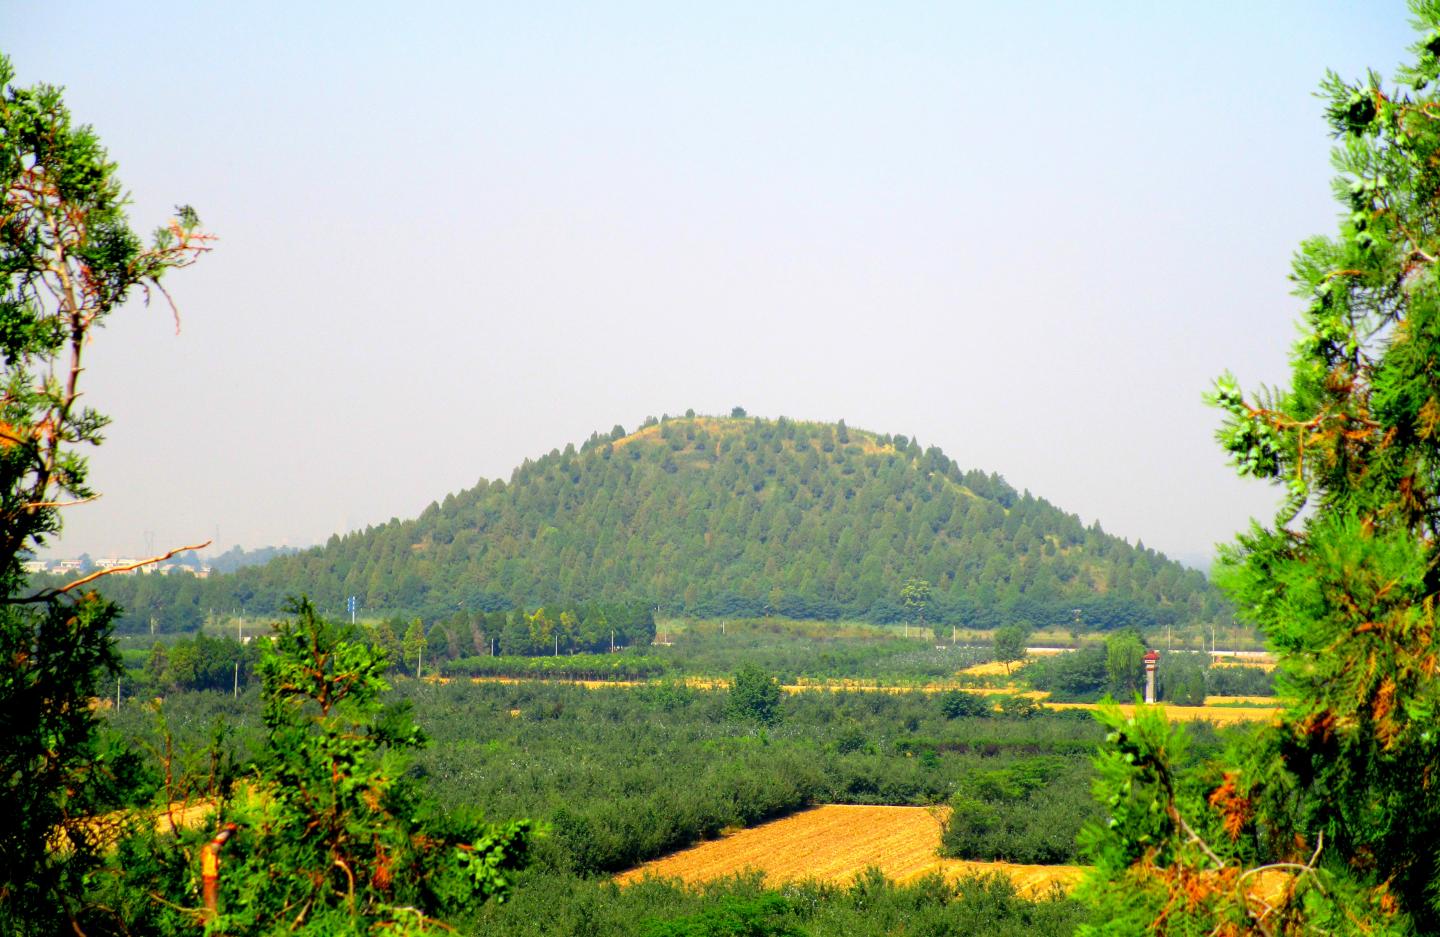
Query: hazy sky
[{"left": 4, "top": 2, "right": 1418, "bottom": 566}]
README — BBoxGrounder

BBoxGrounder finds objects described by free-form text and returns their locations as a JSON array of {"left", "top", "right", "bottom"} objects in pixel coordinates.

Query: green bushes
[
  {"left": 443, "top": 653, "right": 668, "bottom": 681},
  {"left": 464, "top": 870, "right": 1084, "bottom": 937},
  {"left": 400, "top": 682, "right": 1116, "bottom": 876},
  {"left": 105, "top": 677, "right": 1129, "bottom": 892},
  {"left": 1205, "top": 663, "right": 1274, "bottom": 696},
  {"left": 654, "top": 627, "right": 986, "bottom": 684},
  {"left": 728, "top": 666, "right": 782, "bottom": 725},
  {"left": 642, "top": 894, "right": 804, "bottom": 937},
  {"left": 942, "top": 756, "right": 1101, "bottom": 864},
  {"left": 940, "top": 690, "right": 992, "bottom": 718},
  {"left": 1155, "top": 652, "right": 1207, "bottom": 705},
  {"left": 1019, "top": 646, "right": 1108, "bottom": 701}
]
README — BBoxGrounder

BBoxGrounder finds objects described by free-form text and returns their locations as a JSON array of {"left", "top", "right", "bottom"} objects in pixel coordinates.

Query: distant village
[
  {"left": 23, "top": 543, "right": 298, "bottom": 580},
  {"left": 23, "top": 556, "right": 214, "bottom": 578}
]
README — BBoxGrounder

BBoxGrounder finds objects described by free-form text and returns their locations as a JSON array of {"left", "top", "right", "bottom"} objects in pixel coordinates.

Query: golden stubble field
[
  {"left": 614, "top": 804, "right": 1084, "bottom": 895},
  {"left": 1044, "top": 701, "right": 1277, "bottom": 724}
]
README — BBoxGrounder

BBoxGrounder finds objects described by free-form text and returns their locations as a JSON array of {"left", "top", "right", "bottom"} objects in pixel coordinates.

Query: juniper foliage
[
  {"left": 1081, "top": 5, "right": 1440, "bottom": 932},
  {"left": 0, "top": 53, "right": 208, "bottom": 934}
]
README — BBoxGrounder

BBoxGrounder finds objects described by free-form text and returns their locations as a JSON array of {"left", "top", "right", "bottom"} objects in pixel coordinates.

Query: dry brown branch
[
  {"left": 14, "top": 495, "right": 99, "bottom": 512},
  {"left": 1176, "top": 812, "right": 1227, "bottom": 870},
  {"left": 1236, "top": 832, "right": 1325, "bottom": 890},
  {"left": 8, "top": 540, "right": 211, "bottom": 604},
  {"left": 150, "top": 279, "right": 183, "bottom": 334}
]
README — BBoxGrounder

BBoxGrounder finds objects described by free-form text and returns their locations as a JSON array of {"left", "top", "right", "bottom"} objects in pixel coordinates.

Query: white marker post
[{"left": 1144, "top": 650, "right": 1160, "bottom": 704}]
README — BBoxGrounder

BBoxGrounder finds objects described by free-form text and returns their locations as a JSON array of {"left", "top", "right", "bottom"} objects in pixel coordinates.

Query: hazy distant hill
[
  {"left": 207, "top": 544, "right": 299, "bottom": 575},
  {"left": 176, "top": 414, "right": 1226, "bottom": 632}
]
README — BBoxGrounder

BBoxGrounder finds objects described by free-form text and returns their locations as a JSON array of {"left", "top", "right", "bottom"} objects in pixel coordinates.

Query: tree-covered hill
[{"left": 94, "top": 414, "right": 1228, "bottom": 632}]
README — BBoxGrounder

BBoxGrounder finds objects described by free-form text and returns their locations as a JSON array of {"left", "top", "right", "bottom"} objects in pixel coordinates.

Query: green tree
[
  {"left": 1103, "top": 631, "right": 1145, "bottom": 699},
  {"left": 1081, "top": 8, "right": 1440, "bottom": 932},
  {"left": 727, "top": 664, "right": 781, "bottom": 726},
  {"left": 940, "top": 689, "right": 992, "bottom": 719},
  {"left": 146, "top": 641, "right": 170, "bottom": 686},
  {"left": 0, "top": 54, "right": 209, "bottom": 935},
  {"left": 371, "top": 617, "right": 403, "bottom": 667},
  {"left": 900, "top": 577, "right": 931, "bottom": 632},
  {"left": 115, "top": 599, "right": 531, "bottom": 933},
  {"left": 1156, "top": 652, "right": 1207, "bottom": 706},
  {"left": 993, "top": 623, "right": 1029, "bottom": 675},
  {"left": 403, "top": 617, "right": 426, "bottom": 676}
]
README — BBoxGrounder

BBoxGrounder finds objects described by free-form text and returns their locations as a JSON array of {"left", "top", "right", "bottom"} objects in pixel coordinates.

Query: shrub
[
  {"left": 940, "top": 689, "right": 993, "bottom": 718},
  {"left": 727, "top": 666, "right": 782, "bottom": 725}
]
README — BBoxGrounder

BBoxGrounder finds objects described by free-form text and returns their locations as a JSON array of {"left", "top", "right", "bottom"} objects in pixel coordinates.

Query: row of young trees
[
  {"left": 358, "top": 602, "right": 658, "bottom": 677},
  {"left": 412, "top": 601, "right": 657, "bottom": 660},
  {"left": 117, "top": 599, "right": 659, "bottom": 698}
]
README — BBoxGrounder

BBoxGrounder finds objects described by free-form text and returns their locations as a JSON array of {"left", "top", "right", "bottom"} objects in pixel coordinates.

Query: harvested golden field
[
  {"left": 781, "top": 680, "right": 954, "bottom": 695},
  {"left": 1206, "top": 695, "right": 1278, "bottom": 706},
  {"left": 68, "top": 798, "right": 217, "bottom": 854},
  {"left": 965, "top": 686, "right": 1049, "bottom": 698},
  {"left": 1047, "top": 701, "right": 1278, "bottom": 724},
  {"left": 615, "top": 804, "right": 1083, "bottom": 895},
  {"left": 958, "top": 661, "right": 1015, "bottom": 677}
]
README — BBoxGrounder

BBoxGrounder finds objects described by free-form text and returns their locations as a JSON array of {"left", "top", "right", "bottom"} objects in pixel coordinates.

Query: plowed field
[{"left": 614, "top": 804, "right": 1083, "bottom": 895}]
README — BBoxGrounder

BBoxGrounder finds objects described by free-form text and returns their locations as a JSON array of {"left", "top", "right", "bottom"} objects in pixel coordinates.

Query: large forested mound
[{"left": 102, "top": 415, "right": 1226, "bottom": 630}]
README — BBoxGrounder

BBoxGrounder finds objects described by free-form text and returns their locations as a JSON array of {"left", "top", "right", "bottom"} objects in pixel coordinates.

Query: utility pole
[
  {"left": 610, "top": 629, "right": 615, "bottom": 653},
  {"left": 417, "top": 644, "right": 423, "bottom": 680},
  {"left": 554, "top": 633, "right": 559, "bottom": 657},
  {"left": 116, "top": 676, "right": 121, "bottom": 711},
  {"left": 235, "top": 615, "right": 242, "bottom": 698}
]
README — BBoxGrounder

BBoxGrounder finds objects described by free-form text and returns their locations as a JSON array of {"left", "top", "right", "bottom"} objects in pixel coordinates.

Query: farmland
[
  {"left": 96, "top": 619, "right": 1266, "bottom": 935},
  {"left": 1044, "top": 701, "right": 1275, "bottom": 724},
  {"left": 615, "top": 804, "right": 1084, "bottom": 895}
]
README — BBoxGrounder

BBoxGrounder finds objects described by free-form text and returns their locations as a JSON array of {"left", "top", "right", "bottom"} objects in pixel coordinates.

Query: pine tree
[
  {"left": 0, "top": 55, "right": 210, "bottom": 934},
  {"left": 1081, "top": 6, "right": 1440, "bottom": 932},
  {"left": 402, "top": 617, "right": 426, "bottom": 676},
  {"left": 109, "top": 599, "right": 530, "bottom": 933}
]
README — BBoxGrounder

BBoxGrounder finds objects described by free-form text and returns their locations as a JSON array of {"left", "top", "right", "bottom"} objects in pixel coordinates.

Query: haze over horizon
[{"left": 4, "top": 2, "right": 1416, "bottom": 568}]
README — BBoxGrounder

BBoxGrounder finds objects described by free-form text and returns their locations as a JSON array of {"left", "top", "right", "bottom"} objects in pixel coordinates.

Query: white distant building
[
  {"left": 21, "top": 559, "right": 48, "bottom": 574},
  {"left": 97, "top": 557, "right": 143, "bottom": 576}
]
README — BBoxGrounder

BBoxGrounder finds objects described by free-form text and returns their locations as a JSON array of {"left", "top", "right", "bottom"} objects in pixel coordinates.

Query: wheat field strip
[
  {"left": 456, "top": 675, "right": 1280, "bottom": 722},
  {"left": 614, "top": 804, "right": 1083, "bottom": 895},
  {"left": 1045, "top": 701, "right": 1278, "bottom": 724},
  {"left": 958, "top": 661, "right": 1016, "bottom": 677}
]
